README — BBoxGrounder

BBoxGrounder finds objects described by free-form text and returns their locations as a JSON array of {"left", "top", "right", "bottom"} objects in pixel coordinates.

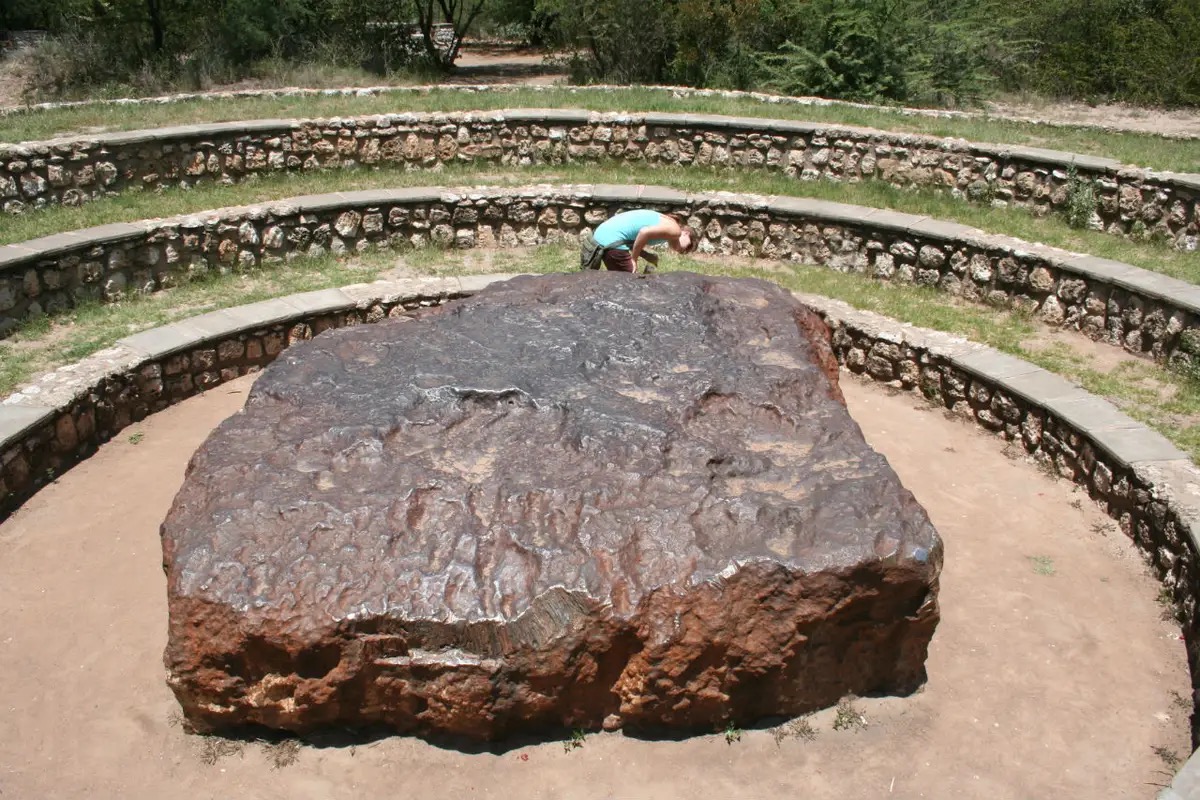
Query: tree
[
  {"left": 904, "top": 0, "right": 1025, "bottom": 106},
  {"left": 145, "top": 0, "right": 165, "bottom": 52},
  {"left": 1012, "top": 0, "right": 1200, "bottom": 105},
  {"left": 319, "top": 0, "right": 487, "bottom": 71},
  {"left": 671, "top": 0, "right": 766, "bottom": 88},
  {"left": 412, "top": 0, "right": 490, "bottom": 68}
]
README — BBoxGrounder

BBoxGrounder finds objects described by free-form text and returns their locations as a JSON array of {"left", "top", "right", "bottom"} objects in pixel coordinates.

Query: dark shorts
[{"left": 601, "top": 248, "right": 636, "bottom": 273}]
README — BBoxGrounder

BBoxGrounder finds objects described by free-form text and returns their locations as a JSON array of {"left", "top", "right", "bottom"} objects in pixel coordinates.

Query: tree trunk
[
  {"left": 146, "top": 0, "right": 165, "bottom": 53},
  {"left": 413, "top": 0, "right": 448, "bottom": 69},
  {"left": 436, "top": 0, "right": 487, "bottom": 66}
]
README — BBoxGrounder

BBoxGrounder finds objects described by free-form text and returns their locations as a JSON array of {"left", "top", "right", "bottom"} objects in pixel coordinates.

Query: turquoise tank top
[{"left": 593, "top": 210, "right": 668, "bottom": 250}]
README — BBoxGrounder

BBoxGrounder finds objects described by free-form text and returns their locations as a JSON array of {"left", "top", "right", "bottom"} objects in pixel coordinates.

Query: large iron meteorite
[{"left": 162, "top": 272, "right": 942, "bottom": 738}]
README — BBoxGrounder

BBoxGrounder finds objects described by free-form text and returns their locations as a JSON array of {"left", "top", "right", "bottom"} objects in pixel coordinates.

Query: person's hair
[
  {"left": 663, "top": 214, "right": 698, "bottom": 253},
  {"left": 680, "top": 225, "right": 698, "bottom": 253}
]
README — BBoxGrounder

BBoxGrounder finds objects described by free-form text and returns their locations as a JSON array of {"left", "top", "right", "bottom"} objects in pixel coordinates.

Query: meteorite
[{"left": 162, "top": 271, "right": 942, "bottom": 739}]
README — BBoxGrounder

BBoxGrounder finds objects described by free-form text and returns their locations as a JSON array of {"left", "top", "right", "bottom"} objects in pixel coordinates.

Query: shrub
[
  {"left": 759, "top": 0, "right": 911, "bottom": 103},
  {"left": 1009, "top": 0, "right": 1200, "bottom": 106}
]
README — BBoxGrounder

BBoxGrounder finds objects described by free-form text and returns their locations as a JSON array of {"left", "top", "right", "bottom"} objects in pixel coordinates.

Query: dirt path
[
  {"left": 985, "top": 97, "right": 1200, "bottom": 138},
  {"left": 448, "top": 43, "right": 565, "bottom": 86},
  {"left": 0, "top": 370, "right": 1189, "bottom": 799}
]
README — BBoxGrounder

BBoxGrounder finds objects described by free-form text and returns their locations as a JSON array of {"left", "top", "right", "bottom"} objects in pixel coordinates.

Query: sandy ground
[
  {"left": 448, "top": 45, "right": 565, "bottom": 86},
  {"left": 0, "top": 368, "right": 1191, "bottom": 799},
  {"left": 985, "top": 98, "right": 1200, "bottom": 138}
]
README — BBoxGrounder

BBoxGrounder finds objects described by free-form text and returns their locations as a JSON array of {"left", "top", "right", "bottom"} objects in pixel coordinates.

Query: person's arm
[{"left": 628, "top": 218, "right": 680, "bottom": 265}]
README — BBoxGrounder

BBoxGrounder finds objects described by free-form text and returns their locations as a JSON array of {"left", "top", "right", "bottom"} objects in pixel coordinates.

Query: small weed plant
[
  {"left": 832, "top": 697, "right": 867, "bottom": 732},
  {"left": 1153, "top": 745, "right": 1182, "bottom": 769},
  {"left": 772, "top": 716, "right": 817, "bottom": 746},
  {"left": 1029, "top": 555, "right": 1056, "bottom": 576},
  {"left": 1036, "top": 456, "right": 1061, "bottom": 482},
  {"left": 563, "top": 728, "right": 587, "bottom": 753},
  {"left": 1063, "top": 166, "right": 1098, "bottom": 230},
  {"left": 264, "top": 739, "right": 300, "bottom": 769},
  {"left": 198, "top": 736, "right": 244, "bottom": 766}
]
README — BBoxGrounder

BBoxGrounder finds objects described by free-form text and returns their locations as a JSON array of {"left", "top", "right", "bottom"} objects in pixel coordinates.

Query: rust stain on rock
[{"left": 161, "top": 272, "right": 942, "bottom": 739}]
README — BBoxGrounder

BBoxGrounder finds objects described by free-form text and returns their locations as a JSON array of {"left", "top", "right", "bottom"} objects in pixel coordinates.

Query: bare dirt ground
[
  {"left": 985, "top": 97, "right": 1200, "bottom": 138},
  {"left": 448, "top": 43, "right": 565, "bottom": 86},
  {"left": 0, "top": 368, "right": 1190, "bottom": 799}
]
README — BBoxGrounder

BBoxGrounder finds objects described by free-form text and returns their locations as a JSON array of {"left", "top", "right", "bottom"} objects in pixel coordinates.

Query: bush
[
  {"left": 759, "top": 0, "right": 910, "bottom": 103},
  {"left": 475, "top": 0, "right": 557, "bottom": 44},
  {"left": 668, "top": 0, "right": 795, "bottom": 90},
  {"left": 757, "top": 0, "right": 1017, "bottom": 106},
  {"left": 2, "top": 0, "right": 54, "bottom": 30},
  {"left": 904, "top": 0, "right": 1024, "bottom": 107},
  {"left": 20, "top": 27, "right": 159, "bottom": 99},
  {"left": 1010, "top": 0, "right": 1200, "bottom": 106},
  {"left": 17, "top": 0, "right": 453, "bottom": 99}
]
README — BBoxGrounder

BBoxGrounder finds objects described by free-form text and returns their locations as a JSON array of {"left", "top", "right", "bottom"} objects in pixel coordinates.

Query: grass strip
[{"left": 3, "top": 87, "right": 1198, "bottom": 174}]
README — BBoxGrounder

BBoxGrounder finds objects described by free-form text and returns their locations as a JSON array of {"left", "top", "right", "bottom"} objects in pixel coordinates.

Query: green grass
[
  {"left": 1017, "top": 340, "right": 1200, "bottom": 459},
  {"left": 7, "top": 238, "right": 1200, "bottom": 463},
  {"left": 3, "top": 87, "right": 1198, "bottom": 173},
  {"left": 0, "top": 345, "right": 37, "bottom": 397},
  {"left": 4, "top": 160, "right": 1198, "bottom": 283}
]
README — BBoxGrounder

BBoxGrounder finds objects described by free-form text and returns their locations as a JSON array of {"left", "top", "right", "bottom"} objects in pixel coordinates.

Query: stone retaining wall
[
  {"left": 2, "top": 109, "right": 1197, "bottom": 248},
  {"left": 2, "top": 271, "right": 1199, "bottom": 783},
  {"left": 4, "top": 185, "right": 1200, "bottom": 366}
]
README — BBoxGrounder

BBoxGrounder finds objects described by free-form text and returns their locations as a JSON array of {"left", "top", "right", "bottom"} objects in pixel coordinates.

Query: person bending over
[{"left": 580, "top": 209, "right": 697, "bottom": 274}]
